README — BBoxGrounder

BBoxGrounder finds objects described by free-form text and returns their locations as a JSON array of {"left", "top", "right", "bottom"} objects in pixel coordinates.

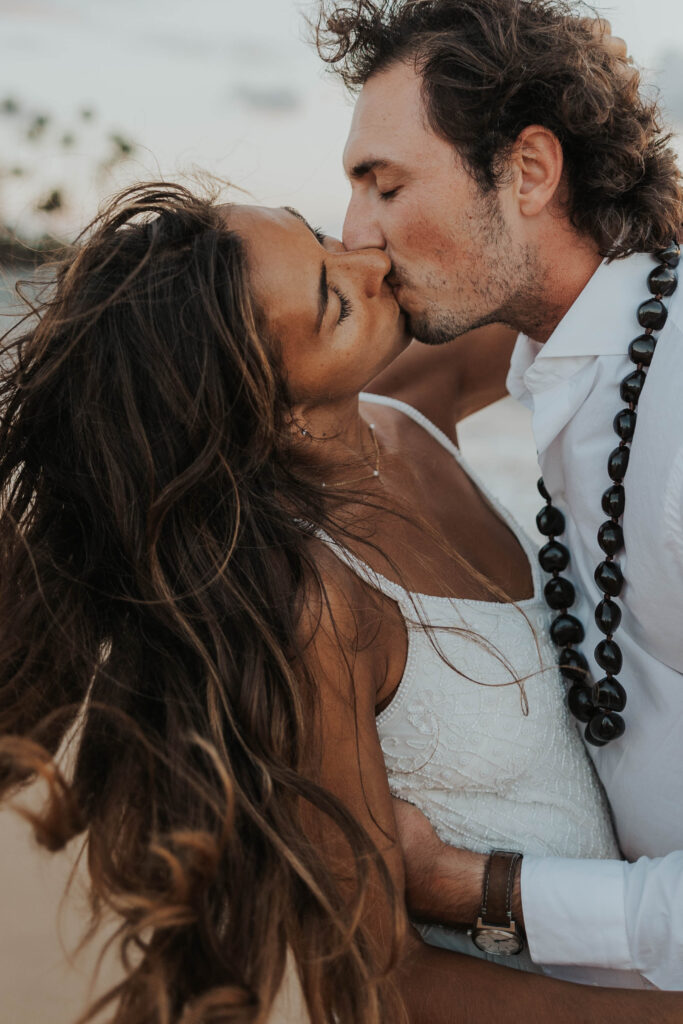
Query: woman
[{"left": 0, "top": 183, "right": 676, "bottom": 1024}]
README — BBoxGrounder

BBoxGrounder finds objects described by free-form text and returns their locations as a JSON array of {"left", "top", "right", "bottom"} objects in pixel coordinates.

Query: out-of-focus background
[{"left": 1, "top": 2, "right": 682, "bottom": 1021}]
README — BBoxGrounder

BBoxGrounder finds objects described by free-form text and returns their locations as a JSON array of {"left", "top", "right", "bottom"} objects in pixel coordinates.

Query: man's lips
[
  {"left": 386, "top": 277, "right": 410, "bottom": 315},
  {"left": 386, "top": 278, "right": 404, "bottom": 305},
  {"left": 381, "top": 279, "right": 407, "bottom": 321}
]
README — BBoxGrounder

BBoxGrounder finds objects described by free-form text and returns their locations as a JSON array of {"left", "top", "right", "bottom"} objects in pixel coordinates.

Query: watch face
[{"left": 472, "top": 926, "right": 524, "bottom": 956}]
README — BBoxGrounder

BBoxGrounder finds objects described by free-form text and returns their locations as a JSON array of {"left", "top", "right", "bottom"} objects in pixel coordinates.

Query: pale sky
[{"left": 1, "top": 0, "right": 682, "bottom": 239}]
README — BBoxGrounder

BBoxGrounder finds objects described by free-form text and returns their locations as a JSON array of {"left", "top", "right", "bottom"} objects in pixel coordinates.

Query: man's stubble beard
[{"left": 399, "top": 193, "right": 553, "bottom": 346}]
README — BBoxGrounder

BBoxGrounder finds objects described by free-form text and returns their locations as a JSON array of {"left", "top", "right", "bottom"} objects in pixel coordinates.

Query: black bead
[
  {"left": 613, "top": 409, "right": 637, "bottom": 441},
  {"left": 539, "top": 541, "right": 570, "bottom": 573},
  {"left": 598, "top": 521, "right": 624, "bottom": 556},
  {"left": 595, "top": 639, "right": 623, "bottom": 674},
  {"left": 628, "top": 334, "right": 657, "bottom": 367},
  {"left": 584, "top": 726, "right": 608, "bottom": 747},
  {"left": 620, "top": 370, "right": 647, "bottom": 405},
  {"left": 594, "top": 560, "right": 624, "bottom": 597},
  {"left": 568, "top": 684, "right": 596, "bottom": 723},
  {"left": 595, "top": 598, "right": 622, "bottom": 635},
  {"left": 536, "top": 505, "right": 566, "bottom": 537},
  {"left": 602, "top": 485, "right": 625, "bottom": 519},
  {"left": 537, "top": 477, "right": 551, "bottom": 502},
  {"left": 648, "top": 264, "right": 678, "bottom": 298},
  {"left": 544, "top": 576, "right": 576, "bottom": 610},
  {"left": 657, "top": 241, "right": 680, "bottom": 268},
  {"left": 550, "top": 614, "right": 585, "bottom": 647},
  {"left": 637, "top": 299, "right": 668, "bottom": 331},
  {"left": 608, "top": 445, "right": 630, "bottom": 482},
  {"left": 558, "top": 647, "right": 589, "bottom": 683},
  {"left": 592, "top": 676, "right": 627, "bottom": 712},
  {"left": 585, "top": 711, "right": 626, "bottom": 746}
]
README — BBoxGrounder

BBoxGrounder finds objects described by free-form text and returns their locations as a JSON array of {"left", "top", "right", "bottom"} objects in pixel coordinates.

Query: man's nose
[{"left": 342, "top": 195, "right": 386, "bottom": 251}]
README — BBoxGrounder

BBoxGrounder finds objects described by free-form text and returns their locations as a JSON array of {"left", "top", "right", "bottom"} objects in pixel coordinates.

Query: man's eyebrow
[{"left": 348, "top": 158, "right": 393, "bottom": 180}]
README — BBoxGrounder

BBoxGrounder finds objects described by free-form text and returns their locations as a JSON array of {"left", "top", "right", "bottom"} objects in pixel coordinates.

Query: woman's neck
[{"left": 295, "top": 395, "right": 380, "bottom": 487}]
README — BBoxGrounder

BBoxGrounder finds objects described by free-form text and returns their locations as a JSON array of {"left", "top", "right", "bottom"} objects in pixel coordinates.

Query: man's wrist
[
  {"left": 407, "top": 845, "right": 525, "bottom": 932},
  {"left": 410, "top": 846, "right": 487, "bottom": 926}
]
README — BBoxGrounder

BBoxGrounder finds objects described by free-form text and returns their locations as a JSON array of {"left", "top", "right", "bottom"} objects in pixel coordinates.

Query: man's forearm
[
  {"left": 400, "top": 935, "right": 683, "bottom": 1024},
  {"left": 405, "top": 845, "right": 485, "bottom": 925}
]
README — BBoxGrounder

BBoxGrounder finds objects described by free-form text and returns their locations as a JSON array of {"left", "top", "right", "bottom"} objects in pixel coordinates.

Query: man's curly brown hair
[{"left": 315, "top": 0, "right": 681, "bottom": 258}]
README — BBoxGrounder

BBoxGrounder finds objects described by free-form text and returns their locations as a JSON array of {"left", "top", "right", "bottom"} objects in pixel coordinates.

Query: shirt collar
[{"left": 526, "top": 251, "right": 656, "bottom": 360}]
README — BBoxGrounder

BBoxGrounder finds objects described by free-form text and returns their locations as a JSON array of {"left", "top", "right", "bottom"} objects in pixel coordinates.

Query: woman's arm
[
  {"left": 294, "top": 558, "right": 683, "bottom": 1020},
  {"left": 366, "top": 325, "right": 518, "bottom": 445},
  {"left": 398, "top": 942, "right": 683, "bottom": 1023}
]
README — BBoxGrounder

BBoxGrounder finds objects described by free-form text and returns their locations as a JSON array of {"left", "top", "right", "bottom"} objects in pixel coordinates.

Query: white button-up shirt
[{"left": 507, "top": 251, "right": 683, "bottom": 990}]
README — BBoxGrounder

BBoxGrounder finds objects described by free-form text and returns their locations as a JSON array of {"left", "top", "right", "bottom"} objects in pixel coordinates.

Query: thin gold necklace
[{"left": 321, "top": 422, "right": 380, "bottom": 489}]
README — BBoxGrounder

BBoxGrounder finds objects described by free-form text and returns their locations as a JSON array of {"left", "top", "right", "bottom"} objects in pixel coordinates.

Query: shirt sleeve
[{"left": 521, "top": 852, "right": 683, "bottom": 990}]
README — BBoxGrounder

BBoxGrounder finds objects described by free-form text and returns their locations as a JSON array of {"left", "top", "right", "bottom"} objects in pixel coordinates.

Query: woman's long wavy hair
[{"left": 0, "top": 183, "right": 409, "bottom": 1024}]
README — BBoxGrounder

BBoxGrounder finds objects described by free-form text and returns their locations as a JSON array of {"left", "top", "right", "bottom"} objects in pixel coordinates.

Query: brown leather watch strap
[{"left": 481, "top": 850, "right": 523, "bottom": 926}]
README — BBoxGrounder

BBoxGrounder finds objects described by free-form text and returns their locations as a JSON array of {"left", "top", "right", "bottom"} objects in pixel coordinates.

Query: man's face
[{"left": 342, "top": 61, "right": 536, "bottom": 344}]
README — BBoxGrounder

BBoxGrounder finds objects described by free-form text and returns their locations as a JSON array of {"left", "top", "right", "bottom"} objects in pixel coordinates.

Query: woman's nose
[
  {"left": 360, "top": 248, "right": 392, "bottom": 296},
  {"left": 336, "top": 247, "right": 391, "bottom": 298},
  {"left": 322, "top": 235, "right": 346, "bottom": 254}
]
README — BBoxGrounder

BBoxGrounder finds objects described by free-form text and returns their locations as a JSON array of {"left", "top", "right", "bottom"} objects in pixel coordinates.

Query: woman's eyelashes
[
  {"left": 378, "top": 187, "right": 399, "bottom": 201},
  {"left": 331, "top": 285, "right": 352, "bottom": 325}
]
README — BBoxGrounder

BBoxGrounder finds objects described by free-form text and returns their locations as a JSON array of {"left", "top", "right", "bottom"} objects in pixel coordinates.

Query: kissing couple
[{"left": 1, "top": 1, "right": 682, "bottom": 1022}]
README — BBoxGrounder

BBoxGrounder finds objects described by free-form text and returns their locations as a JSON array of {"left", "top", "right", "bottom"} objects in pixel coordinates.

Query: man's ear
[{"left": 510, "top": 126, "right": 564, "bottom": 217}]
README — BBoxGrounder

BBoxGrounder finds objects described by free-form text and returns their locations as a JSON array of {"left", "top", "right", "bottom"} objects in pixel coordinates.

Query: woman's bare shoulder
[{"left": 295, "top": 536, "right": 396, "bottom": 665}]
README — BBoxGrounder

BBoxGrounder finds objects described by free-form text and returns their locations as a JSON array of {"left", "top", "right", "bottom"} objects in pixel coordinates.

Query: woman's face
[{"left": 227, "top": 205, "right": 410, "bottom": 405}]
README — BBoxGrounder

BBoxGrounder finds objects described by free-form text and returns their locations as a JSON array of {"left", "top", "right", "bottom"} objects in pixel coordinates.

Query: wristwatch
[{"left": 471, "top": 850, "right": 525, "bottom": 956}]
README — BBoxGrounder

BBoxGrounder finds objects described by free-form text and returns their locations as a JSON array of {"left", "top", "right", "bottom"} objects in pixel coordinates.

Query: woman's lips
[
  {"left": 384, "top": 277, "right": 399, "bottom": 300},
  {"left": 388, "top": 280, "right": 408, "bottom": 311},
  {"left": 382, "top": 281, "right": 405, "bottom": 322}
]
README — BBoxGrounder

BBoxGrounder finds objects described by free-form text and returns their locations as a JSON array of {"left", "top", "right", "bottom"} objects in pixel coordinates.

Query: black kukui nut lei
[{"left": 536, "top": 242, "right": 679, "bottom": 747}]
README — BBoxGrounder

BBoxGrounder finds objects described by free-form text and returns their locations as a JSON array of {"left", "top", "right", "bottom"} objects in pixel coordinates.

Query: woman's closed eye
[
  {"left": 331, "top": 285, "right": 353, "bottom": 325},
  {"left": 378, "top": 187, "right": 400, "bottom": 201}
]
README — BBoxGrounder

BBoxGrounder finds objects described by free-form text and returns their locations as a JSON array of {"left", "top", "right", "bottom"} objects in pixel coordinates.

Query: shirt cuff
[{"left": 521, "top": 856, "right": 631, "bottom": 969}]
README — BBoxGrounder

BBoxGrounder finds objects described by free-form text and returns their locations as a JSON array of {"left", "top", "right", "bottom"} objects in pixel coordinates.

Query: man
[{"left": 316, "top": 0, "right": 683, "bottom": 1003}]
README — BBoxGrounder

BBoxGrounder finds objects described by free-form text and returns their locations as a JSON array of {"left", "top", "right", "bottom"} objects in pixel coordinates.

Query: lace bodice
[{"left": 324, "top": 393, "right": 619, "bottom": 862}]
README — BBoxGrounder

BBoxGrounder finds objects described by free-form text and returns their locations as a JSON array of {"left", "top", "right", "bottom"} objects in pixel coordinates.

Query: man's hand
[{"left": 393, "top": 797, "right": 487, "bottom": 925}]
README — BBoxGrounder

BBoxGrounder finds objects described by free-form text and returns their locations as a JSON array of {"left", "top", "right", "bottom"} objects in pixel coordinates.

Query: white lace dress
[{"left": 322, "top": 393, "right": 622, "bottom": 979}]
